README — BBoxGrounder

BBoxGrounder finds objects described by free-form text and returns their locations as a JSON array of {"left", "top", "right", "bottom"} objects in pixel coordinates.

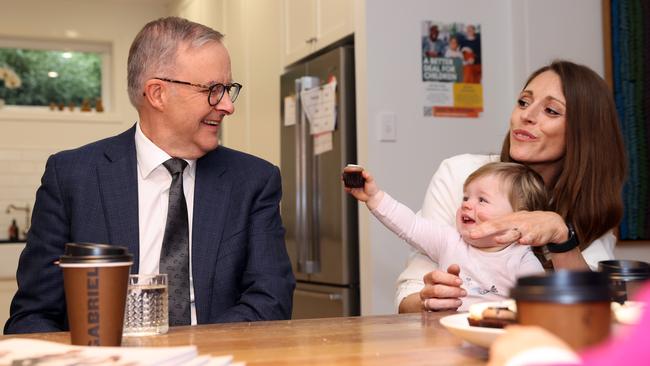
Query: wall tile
[{"left": 0, "top": 147, "right": 55, "bottom": 241}]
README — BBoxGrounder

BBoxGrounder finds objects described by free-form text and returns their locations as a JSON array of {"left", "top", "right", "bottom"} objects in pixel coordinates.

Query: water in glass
[{"left": 123, "top": 274, "right": 169, "bottom": 336}]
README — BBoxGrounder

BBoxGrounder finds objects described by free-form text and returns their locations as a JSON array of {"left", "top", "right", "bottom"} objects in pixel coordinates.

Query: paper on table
[
  {"left": 181, "top": 355, "right": 234, "bottom": 366},
  {"left": 0, "top": 338, "right": 233, "bottom": 366},
  {"left": 300, "top": 81, "right": 337, "bottom": 135}
]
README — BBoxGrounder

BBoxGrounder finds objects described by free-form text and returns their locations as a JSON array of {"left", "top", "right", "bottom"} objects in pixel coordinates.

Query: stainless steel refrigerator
[{"left": 280, "top": 45, "right": 359, "bottom": 319}]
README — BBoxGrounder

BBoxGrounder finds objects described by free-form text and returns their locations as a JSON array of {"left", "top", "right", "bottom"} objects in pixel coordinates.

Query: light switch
[{"left": 378, "top": 112, "right": 397, "bottom": 142}]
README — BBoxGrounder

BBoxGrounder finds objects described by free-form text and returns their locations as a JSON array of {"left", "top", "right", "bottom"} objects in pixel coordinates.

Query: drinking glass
[{"left": 123, "top": 273, "right": 169, "bottom": 336}]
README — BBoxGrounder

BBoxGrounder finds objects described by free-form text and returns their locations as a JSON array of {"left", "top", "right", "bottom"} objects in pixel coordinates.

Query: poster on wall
[{"left": 421, "top": 21, "right": 483, "bottom": 118}]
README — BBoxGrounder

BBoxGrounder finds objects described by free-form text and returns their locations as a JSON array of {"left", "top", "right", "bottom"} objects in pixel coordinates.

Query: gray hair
[{"left": 127, "top": 16, "right": 224, "bottom": 108}]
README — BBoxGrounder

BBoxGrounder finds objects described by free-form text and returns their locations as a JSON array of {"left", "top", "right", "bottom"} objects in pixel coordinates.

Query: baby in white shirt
[{"left": 344, "top": 162, "right": 547, "bottom": 311}]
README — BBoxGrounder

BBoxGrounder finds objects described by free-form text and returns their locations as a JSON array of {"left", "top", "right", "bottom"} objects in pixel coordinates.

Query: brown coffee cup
[
  {"left": 511, "top": 270, "right": 612, "bottom": 350},
  {"left": 59, "top": 242, "right": 133, "bottom": 346},
  {"left": 343, "top": 164, "right": 365, "bottom": 188},
  {"left": 598, "top": 260, "right": 650, "bottom": 303}
]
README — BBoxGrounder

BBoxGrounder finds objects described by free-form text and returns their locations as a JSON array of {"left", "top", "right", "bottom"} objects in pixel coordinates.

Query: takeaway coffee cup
[
  {"left": 59, "top": 242, "right": 133, "bottom": 346},
  {"left": 343, "top": 164, "right": 365, "bottom": 188},
  {"left": 598, "top": 260, "right": 650, "bottom": 303},
  {"left": 511, "top": 270, "right": 612, "bottom": 350}
]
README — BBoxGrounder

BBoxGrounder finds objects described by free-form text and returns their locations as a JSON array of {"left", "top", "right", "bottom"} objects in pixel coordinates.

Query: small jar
[
  {"left": 511, "top": 270, "right": 612, "bottom": 350},
  {"left": 599, "top": 260, "right": 650, "bottom": 303}
]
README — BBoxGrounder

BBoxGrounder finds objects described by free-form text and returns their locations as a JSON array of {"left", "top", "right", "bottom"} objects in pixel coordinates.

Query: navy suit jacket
[{"left": 4, "top": 127, "right": 295, "bottom": 334}]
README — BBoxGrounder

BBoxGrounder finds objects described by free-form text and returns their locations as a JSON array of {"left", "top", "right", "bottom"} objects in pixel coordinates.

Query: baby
[{"left": 344, "top": 162, "right": 547, "bottom": 311}]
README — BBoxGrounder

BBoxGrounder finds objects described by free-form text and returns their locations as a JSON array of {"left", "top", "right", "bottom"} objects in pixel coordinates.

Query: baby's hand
[{"left": 342, "top": 169, "right": 383, "bottom": 209}]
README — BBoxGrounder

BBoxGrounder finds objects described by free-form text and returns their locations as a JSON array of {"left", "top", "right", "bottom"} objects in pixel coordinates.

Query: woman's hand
[
  {"left": 469, "top": 211, "right": 568, "bottom": 247},
  {"left": 469, "top": 210, "right": 589, "bottom": 269},
  {"left": 488, "top": 325, "right": 577, "bottom": 366},
  {"left": 420, "top": 264, "right": 467, "bottom": 311}
]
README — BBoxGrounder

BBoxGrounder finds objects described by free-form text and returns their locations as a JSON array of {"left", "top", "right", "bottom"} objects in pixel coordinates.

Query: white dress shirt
[{"left": 134, "top": 122, "right": 198, "bottom": 325}]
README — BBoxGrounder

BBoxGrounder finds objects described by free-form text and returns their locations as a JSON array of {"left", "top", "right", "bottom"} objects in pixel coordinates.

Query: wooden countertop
[{"left": 1, "top": 312, "right": 488, "bottom": 365}]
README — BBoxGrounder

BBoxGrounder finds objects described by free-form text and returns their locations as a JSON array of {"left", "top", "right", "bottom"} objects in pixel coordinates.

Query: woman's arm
[
  {"left": 550, "top": 230, "right": 616, "bottom": 270},
  {"left": 470, "top": 212, "right": 617, "bottom": 270},
  {"left": 550, "top": 248, "right": 589, "bottom": 270},
  {"left": 577, "top": 231, "right": 616, "bottom": 270}
]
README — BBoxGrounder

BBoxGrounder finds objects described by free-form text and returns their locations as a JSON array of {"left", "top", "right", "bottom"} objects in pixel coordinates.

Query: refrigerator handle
[
  {"left": 297, "top": 76, "right": 321, "bottom": 274},
  {"left": 294, "top": 78, "right": 307, "bottom": 274},
  {"left": 311, "top": 142, "right": 321, "bottom": 271},
  {"left": 294, "top": 289, "right": 342, "bottom": 301}
]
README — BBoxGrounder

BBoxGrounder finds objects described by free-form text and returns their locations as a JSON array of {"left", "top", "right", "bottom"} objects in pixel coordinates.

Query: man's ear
[{"left": 142, "top": 79, "right": 166, "bottom": 111}]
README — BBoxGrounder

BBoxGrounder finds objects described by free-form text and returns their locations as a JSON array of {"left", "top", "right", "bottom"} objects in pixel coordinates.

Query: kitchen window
[{"left": 0, "top": 38, "right": 111, "bottom": 111}]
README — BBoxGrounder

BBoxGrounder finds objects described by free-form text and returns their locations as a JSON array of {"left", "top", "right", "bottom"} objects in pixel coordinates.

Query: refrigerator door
[
  {"left": 280, "top": 45, "right": 358, "bottom": 301},
  {"left": 307, "top": 47, "right": 359, "bottom": 285},
  {"left": 292, "top": 282, "right": 359, "bottom": 320},
  {"left": 302, "top": 46, "right": 358, "bottom": 286}
]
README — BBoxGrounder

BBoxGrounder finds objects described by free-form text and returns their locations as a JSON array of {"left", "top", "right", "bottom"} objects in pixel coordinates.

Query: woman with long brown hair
[{"left": 397, "top": 60, "right": 627, "bottom": 312}]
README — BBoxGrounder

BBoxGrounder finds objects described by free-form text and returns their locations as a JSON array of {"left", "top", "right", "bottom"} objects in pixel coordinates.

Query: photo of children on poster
[{"left": 422, "top": 21, "right": 483, "bottom": 118}]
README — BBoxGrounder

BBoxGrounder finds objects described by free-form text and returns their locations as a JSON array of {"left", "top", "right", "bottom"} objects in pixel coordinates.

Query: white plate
[{"left": 439, "top": 312, "right": 505, "bottom": 348}]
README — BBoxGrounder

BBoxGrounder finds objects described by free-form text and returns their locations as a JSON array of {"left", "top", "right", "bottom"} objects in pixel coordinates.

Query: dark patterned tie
[{"left": 160, "top": 158, "right": 191, "bottom": 326}]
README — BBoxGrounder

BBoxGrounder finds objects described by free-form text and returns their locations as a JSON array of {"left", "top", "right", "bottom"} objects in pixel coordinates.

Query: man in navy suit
[{"left": 5, "top": 17, "right": 295, "bottom": 333}]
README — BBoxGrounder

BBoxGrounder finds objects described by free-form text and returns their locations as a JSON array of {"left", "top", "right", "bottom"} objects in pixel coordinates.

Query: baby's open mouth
[{"left": 462, "top": 215, "right": 475, "bottom": 224}]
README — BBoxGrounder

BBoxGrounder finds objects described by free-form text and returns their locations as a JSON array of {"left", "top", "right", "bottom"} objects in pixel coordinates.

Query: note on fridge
[
  {"left": 300, "top": 81, "right": 337, "bottom": 135},
  {"left": 313, "top": 132, "right": 333, "bottom": 155}
]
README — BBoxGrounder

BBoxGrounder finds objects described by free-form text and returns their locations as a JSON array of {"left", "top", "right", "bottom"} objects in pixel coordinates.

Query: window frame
[{"left": 0, "top": 37, "right": 112, "bottom": 113}]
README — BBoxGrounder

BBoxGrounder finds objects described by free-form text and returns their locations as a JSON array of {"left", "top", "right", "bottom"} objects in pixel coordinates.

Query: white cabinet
[
  {"left": 284, "top": 0, "right": 317, "bottom": 65},
  {"left": 317, "top": 0, "right": 354, "bottom": 46},
  {"left": 283, "top": 0, "right": 354, "bottom": 65},
  {"left": 168, "top": 0, "right": 224, "bottom": 30}
]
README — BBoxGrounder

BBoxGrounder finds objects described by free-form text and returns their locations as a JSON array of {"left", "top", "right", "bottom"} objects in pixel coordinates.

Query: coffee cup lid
[
  {"left": 598, "top": 260, "right": 650, "bottom": 279},
  {"left": 511, "top": 270, "right": 612, "bottom": 304},
  {"left": 60, "top": 242, "right": 133, "bottom": 264}
]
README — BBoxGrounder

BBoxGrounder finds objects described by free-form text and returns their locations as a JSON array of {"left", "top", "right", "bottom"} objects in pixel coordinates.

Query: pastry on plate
[{"left": 467, "top": 300, "right": 517, "bottom": 329}]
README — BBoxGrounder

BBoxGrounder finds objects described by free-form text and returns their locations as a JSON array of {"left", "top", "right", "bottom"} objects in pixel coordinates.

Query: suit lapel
[
  {"left": 97, "top": 127, "right": 140, "bottom": 272},
  {"left": 192, "top": 150, "right": 230, "bottom": 322}
]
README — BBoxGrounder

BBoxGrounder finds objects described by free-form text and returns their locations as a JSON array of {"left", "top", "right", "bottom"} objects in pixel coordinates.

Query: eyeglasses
[{"left": 153, "top": 77, "right": 242, "bottom": 106}]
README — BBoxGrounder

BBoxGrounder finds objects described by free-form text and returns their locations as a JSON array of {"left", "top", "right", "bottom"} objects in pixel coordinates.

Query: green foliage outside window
[{"left": 0, "top": 48, "right": 102, "bottom": 107}]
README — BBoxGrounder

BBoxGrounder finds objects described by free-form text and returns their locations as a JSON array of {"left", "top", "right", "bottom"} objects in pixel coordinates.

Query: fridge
[{"left": 280, "top": 45, "right": 360, "bottom": 319}]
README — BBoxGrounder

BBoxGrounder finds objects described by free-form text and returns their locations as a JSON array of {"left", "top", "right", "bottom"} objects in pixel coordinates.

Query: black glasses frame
[{"left": 153, "top": 77, "right": 242, "bottom": 105}]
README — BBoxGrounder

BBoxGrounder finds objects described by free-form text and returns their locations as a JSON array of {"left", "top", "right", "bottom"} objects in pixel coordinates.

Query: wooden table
[{"left": 1, "top": 312, "right": 488, "bottom": 365}]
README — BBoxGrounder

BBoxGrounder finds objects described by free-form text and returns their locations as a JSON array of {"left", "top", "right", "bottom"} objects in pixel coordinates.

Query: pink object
[{"left": 578, "top": 282, "right": 650, "bottom": 366}]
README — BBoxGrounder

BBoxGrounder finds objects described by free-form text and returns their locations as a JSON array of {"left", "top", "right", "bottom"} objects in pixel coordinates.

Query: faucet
[{"left": 6, "top": 204, "right": 31, "bottom": 240}]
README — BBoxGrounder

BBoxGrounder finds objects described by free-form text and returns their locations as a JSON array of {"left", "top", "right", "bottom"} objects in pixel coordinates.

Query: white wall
[
  {"left": 0, "top": 0, "right": 168, "bottom": 239},
  {"left": 220, "top": 0, "right": 283, "bottom": 166},
  {"left": 169, "top": 0, "right": 283, "bottom": 166},
  {"left": 616, "top": 244, "right": 650, "bottom": 264},
  {"left": 357, "top": 0, "right": 605, "bottom": 315},
  {"left": 511, "top": 0, "right": 605, "bottom": 89}
]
